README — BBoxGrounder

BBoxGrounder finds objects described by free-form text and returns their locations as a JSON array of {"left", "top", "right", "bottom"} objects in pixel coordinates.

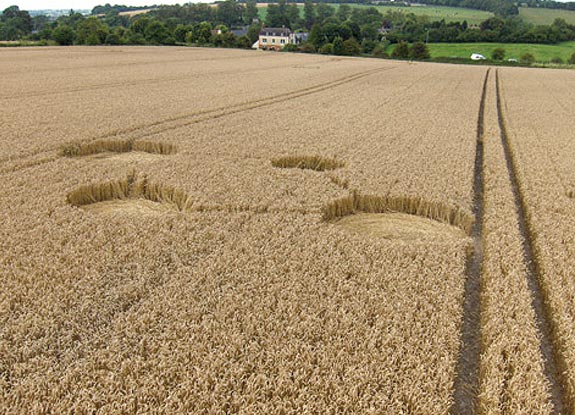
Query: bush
[
  {"left": 343, "top": 38, "right": 361, "bottom": 56},
  {"left": 491, "top": 48, "right": 505, "bottom": 61},
  {"left": 409, "top": 41, "right": 430, "bottom": 60},
  {"left": 550, "top": 56, "right": 564, "bottom": 64},
  {"left": 332, "top": 36, "right": 344, "bottom": 55},
  {"left": 320, "top": 43, "right": 333, "bottom": 54},
  {"left": 299, "top": 42, "right": 316, "bottom": 53},
  {"left": 105, "top": 33, "right": 121, "bottom": 45},
  {"left": 372, "top": 44, "right": 388, "bottom": 58},
  {"left": 392, "top": 41, "right": 409, "bottom": 59},
  {"left": 520, "top": 53, "right": 535, "bottom": 65},
  {"left": 282, "top": 43, "right": 298, "bottom": 52},
  {"left": 569, "top": 52, "right": 575, "bottom": 65}
]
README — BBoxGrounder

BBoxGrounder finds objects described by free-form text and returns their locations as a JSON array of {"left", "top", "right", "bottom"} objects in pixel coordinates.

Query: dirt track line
[
  {"left": 128, "top": 67, "right": 389, "bottom": 140},
  {"left": 450, "top": 68, "right": 489, "bottom": 415},
  {"left": 495, "top": 69, "right": 567, "bottom": 415},
  {"left": 0, "top": 67, "right": 390, "bottom": 174}
]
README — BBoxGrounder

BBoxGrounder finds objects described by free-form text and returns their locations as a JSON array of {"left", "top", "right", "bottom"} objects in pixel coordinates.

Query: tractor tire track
[
  {"left": 450, "top": 68, "right": 489, "bottom": 415},
  {"left": 495, "top": 69, "right": 567, "bottom": 415},
  {"left": 0, "top": 66, "right": 393, "bottom": 175}
]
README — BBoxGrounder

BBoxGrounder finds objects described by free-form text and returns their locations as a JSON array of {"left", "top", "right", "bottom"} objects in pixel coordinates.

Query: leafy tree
[
  {"left": 105, "top": 32, "right": 122, "bottom": 45},
  {"left": 247, "top": 23, "right": 260, "bottom": 44},
  {"left": 286, "top": 4, "right": 301, "bottom": 29},
  {"left": 409, "top": 41, "right": 430, "bottom": 60},
  {"left": 303, "top": 0, "right": 315, "bottom": 29},
  {"left": 76, "top": 17, "right": 109, "bottom": 45},
  {"left": 336, "top": 5, "right": 352, "bottom": 22},
  {"left": 343, "top": 37, "right": 361, "bottom": 56},
  {"left": 315, "top": 3, "right": 335, "bottom": 25},
  {"left": 244, "top": 0, "right": 259, "bottom": 25},
  {"left": 319, "top": 42, "right": 333, "bottom": 54},
  {"left": 491, "top": 47, "right": 505, "bottom": 60},
  {"left": 174, "top": 24, "right": 192, "bottom": 43},
  {"left": 266, "top": 1, "right": 289, "bottom": 28},
  {"left": 52, "top": 25, "right": 75, "bottom": 45},
  {"left": 332, "top": 35, "right": 344, "bottom": 55},
  {"left": 216, "top": 0, "right": 243, "bottom": 27},
  {"left": 144, "top": 20, "right": 171, "bottom": 44},
  {"left": 0, "top": 5, "right": 33, "bottom": 40},
  {"left": 194, "top": 21, "right": 212, "bottom": 44},
  {"left": 392, "top": 41, "right": 409, "bottom": 59}
]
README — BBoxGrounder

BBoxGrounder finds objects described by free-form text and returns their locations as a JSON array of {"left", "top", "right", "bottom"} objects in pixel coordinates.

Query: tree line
[{"left": 2, "top": 2, "right": 575, "bottom": 57}]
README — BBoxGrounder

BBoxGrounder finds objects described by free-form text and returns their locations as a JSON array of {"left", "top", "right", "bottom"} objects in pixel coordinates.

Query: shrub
[
  {"left": 409, "top": 41, "right": 430, "bottom": 60},
  {"left": 332, "top": 36, "right": 344, "bottom": 56},
  {"left": 550, "top": 56, "right": 564, "bottom": 64},
  {"left": 392, "top": 41, "right": 409, "bottom": 59},
  {"left": 520, "top": 53, "right": 535, "bottom": 65},
  {"left": 320, "top": 43, "right": 333, "bottom": 55},
  {"left": 491, "top": 48, "right": 505, "bottom": 61},
  {"left": 569, "top": 52, "right": 575, "bottom": 65},
  {"left": 343, "top": 38, "right": 361, "bottom": 56}
]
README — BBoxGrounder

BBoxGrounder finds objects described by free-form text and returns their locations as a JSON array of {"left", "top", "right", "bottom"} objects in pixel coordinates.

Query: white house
[
  {"left": 256, "top": 27, "right": 307, "bottom": 51},
  {"left": 258, "top": 27, "right": 291, "bottom": 51}
]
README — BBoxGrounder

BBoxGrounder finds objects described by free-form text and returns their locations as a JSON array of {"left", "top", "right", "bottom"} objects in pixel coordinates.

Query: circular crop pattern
[
  {"left": 271, "top": 155, "right": 345, "bottom": 171},
  {"left": 61, "top": 139, "right": 177, "bottom": 158},
  {"left": 67, "top": 172, "right": 192, "bottom": 215},
  {"left": 335, "top": 213, "right": 467, "bottom": 241},
  {"left": 323, "top": 191, "right": 474, "bottom": 237}
]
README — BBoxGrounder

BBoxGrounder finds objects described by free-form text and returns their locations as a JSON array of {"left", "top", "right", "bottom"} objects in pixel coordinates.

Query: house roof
[{"left": 260, "top": 27, "right": 291, "bottom": 36}]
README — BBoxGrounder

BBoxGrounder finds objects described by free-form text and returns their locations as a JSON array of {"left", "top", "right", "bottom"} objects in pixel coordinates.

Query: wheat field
[{"left": 1, "top": 46, "right": 574, "bottom": 414}]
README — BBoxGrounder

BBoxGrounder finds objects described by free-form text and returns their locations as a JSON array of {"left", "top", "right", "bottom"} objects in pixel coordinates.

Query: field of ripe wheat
[{"left": 1, "top": 46, "right": 573, "bottom": 414}]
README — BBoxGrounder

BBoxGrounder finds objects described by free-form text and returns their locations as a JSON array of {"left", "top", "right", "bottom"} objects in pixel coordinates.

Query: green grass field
[
  {"left": 519, "top": 7, "right": 575, "bottom": 26},
  {"left": 258, "top": 4, "right": 493, "bottom": 25},
  {"left": 424, "top": 41, "right": 575, "bottom": 62}
]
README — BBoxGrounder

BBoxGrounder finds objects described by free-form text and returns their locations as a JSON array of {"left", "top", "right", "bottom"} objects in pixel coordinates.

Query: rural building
[{"left": 257, "top": 27, "right": 308, "bottom": 51}]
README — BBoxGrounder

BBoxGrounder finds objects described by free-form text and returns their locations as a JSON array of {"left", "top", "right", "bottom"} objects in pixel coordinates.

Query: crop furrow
[
  {"left": 495, "top": 68, "right": 567, "bottom": 414},
  {"left": 451, "top": 68, "right": 489, "bottom": 415}
]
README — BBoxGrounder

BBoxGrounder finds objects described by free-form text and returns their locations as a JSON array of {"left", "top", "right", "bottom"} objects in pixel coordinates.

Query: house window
[
  {"left": 262, "top": 38, "right": 267, "bottom": 43},
  {"left": 281, "top": 39, "right": 285, "bottom": 44},
  {"left": 272, "top": 39, "right": 275, "bottom": 43}
]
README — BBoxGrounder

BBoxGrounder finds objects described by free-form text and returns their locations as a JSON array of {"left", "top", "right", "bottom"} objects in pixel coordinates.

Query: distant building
[{"left": 257, "top": 27, "right": 308, "bottom": 51}]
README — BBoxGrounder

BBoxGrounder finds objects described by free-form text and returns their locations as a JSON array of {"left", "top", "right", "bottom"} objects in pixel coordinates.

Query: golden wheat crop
[
  {"left": 478, "top": 72, "right": 553, "bottom": 413},
  {"left": 494, "top": 67, "right": 575, "bottom": 411},
  {"left": 0, "top": 46, "right": 571, "bottom": 413}
]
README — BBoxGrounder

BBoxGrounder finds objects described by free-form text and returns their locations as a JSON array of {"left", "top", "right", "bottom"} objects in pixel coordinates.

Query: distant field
[
  {"left": 258, "top": 3, "right": 493, "bottom": 25},
  {"left": 425, "top": 41, "right": 575, "bottom": 62},
  {"left": 519, "top": 6, "right": 575, "bottom": 25}
]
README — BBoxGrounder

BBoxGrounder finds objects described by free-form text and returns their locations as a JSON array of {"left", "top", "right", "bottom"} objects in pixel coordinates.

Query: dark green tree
[
  {"left": 316, "top": 3, "right": 335, "bottom": 25},
  {"left": 244, "top": 0, "right": 259, "bottom": 25},
  {"left": 303, "top": 0, "right": 315, "bottom": 29},
  {"left": 491, "top": 47, "right": 505, "bottom": 60},
  {"left": 52, "top": 24, "right": 75, "bottom": 45},
  {"left": 332, "top": 35, "right": 344, "bottom": 55},
  {"left": 337, "top": 5, "right": 352, "bottom": 22},
  {"left": 343, "top": 37, "right": 361, "bottom": 55},
  {"left": 76, "top": 17, "right": 109, "bottom": 45},
  {"left": 409, "top": 41, "right": 430, "bottom": 60},
  {"left": 392, "top": 41, "right": 409, "bottom": 59}
]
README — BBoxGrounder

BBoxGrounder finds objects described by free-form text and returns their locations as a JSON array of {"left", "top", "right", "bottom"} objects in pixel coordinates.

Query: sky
[{"left": 0, "top": 1, "right": 212, "bottom": 11}]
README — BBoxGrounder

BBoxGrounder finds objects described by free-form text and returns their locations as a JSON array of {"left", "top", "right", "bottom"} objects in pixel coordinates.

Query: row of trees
[{"left": 2, "top": 2, "right": 575, "bottom": 62}]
